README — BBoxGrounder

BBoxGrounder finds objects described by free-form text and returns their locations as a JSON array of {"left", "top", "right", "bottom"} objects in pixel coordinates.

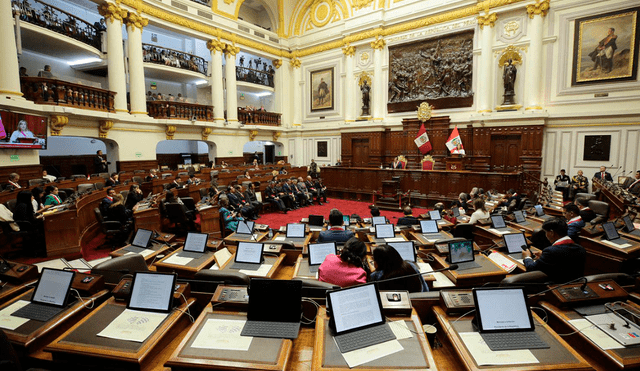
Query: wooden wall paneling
[
  {"left": 468, "top": 127, "right": 491, "bottom": 172},
  {"left": 40, "top": 155, "right": 102, "bottom": 178},
  {"left": 117, "top": 160, "right": 159, "bottom": 173},
  {"left": 0, "top": 164, "right": 42, "bottom": 188},
  {"left": 214, "top": 156, "right": 246, "bottom": 166}
]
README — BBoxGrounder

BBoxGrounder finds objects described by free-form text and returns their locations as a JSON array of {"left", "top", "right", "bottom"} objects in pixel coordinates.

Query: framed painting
[
  {"left": 317, "top": 141, "right": 328, "bottom": 157},
  {"left": 572, "top": 7, "right": 639, "bottom": 86},
  {"left": 310, "top": 68, "right": 333, "bottom": 111},
  {"left": 583, "top": 135, "right": 611, "bottom": 161}
]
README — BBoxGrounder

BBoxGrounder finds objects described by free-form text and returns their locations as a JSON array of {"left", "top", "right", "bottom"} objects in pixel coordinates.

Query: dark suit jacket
[
  {"left": 524, "top": 241, "right": 586, "bottom": 283},
  {"left": 579, "top": 208, "right": 597, "bottom": 224},
  {"left": 105, "top": 179, "right": 120, "bottom": 187},
  {"left": 100, "top": 197, "right": 114, "bottom": 217},
  {"left": 594, "top": 171, "right": 613, "bottom": 182},
  {"left": 318, "top": 229, "right": 355, "bottom": 243},
  {"left": 397, "top": 216, "right": 420, "bottom": 226},
  {"left": 264, "top": 186, "right": 278, "bottom": 200},
  {"left": 624, "top": 178, "right": 640, "bottom": 195},
  {"left": 95, "top": 155, "right": 107, "bottom": 173},
  {"left": 567, "top": 218, "right": 585, "bottom": 241}
]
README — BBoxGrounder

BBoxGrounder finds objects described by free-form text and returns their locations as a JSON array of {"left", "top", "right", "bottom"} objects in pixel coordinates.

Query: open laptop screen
[
  {"left": 327, "top": 283, "right": 385, "bottom": 334},
  {"left": 420, "top": 220, "right": 438, "bottom": 234},
  {"left": 452, "top": 207, "right": 461, "bottom": 217},
  {"left": 473, "top": 287, "right": 535, "bottom": 332},
  {"left": 247, "top": 278, "right": 302, "bottom": 322},
  {"left": 371, "top": 216, "right": 387, "bottom": 226},
  {"left": 603, "top": 222, "right": 620, "bottom": 240},
  {"left": 236, "top": 220, "right": 255, "bottom": 235},
  {"left": 534, "top": 205, "right": 544, "bottom": 216},
  {"left": 491, "top": 215, "right": 507, "bottom": 229},
  {"left": 375, "top": 224, "right": 395, "bottom": 239},
  {"left": 513, "top": 210, "right": 526, "bottom": 223},
  {"left": 236, "top": 242, "right": 263, "bottom": 264},
  {"left": 503, "top": 233, "right": 527, "bottom": 254},
  {"left": 308, "top": 242, "right": 337, "bottom": 266},
  {"left": 449, "top": 240, "right": 474, "bottom": 264},
  {"left": 308, "top": 215, "right": 324, "bottom": 226},
  {"left": 429, "top": 210, "right": 441, "bottom": 220},
  {"left": 183, "top": 232, "right": 208, "bottom": 253},
  {"left": 131, "top": 228, "right": 153, "bottom": 248},
  {"left": 286, "top": 223, "right": 306, "bottom": 238},
  {"left": 128, "top": 272, "right": 176, "bottom": 313},
  {"left": 623, "top": 215, "right": 636, "bottom": 232},
  {"left": 343, "top": 215, "right": 351, "bottom": 226},
  {"left": 388, "top": 241, "right": 416, "bottom": 262},
  {"left": 32, "top": 268, "right": 75, "bottom": 307}
]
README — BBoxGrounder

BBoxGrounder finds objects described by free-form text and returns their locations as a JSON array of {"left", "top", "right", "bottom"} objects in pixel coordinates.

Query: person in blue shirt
[
  {"left": 219, "top": 198, "right": 243, "bottom": 232},
  {"left": 563, "top": 203, "right": 585, "bottom": 241},
  {"left": 318, "top": 209, "right": 354, "bottom": 243},
  {"left": 370, "top": 244, "right": 428, "bottom": 292}
]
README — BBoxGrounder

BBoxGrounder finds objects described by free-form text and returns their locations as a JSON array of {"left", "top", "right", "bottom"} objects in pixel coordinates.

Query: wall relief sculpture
[{"left": 388, "top": 31, "right": 474, "bottom": 113}]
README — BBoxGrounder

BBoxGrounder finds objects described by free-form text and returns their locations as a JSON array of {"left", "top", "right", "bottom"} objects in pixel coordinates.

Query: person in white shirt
[
  {"left": 468, "top": 198, "right": 490, "bottom": 224},
  {"left": 42, "top": 170, "right": 56, "bottom": 183},
  {"left": 9, "top": 120, "right": 34, "bottom": 143}
]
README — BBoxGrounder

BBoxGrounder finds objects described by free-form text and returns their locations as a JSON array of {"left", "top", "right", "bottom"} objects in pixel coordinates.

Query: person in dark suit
[
  {"left": 166, "top": 175, "right": 183, "bottom": 190},
  {"left": 95, "top": 150, "right": 108, "bottom": 173},
  {"left": 5, "top": 173, "right": 22, "bottom": 191},
  {"left": 100, "top": 188, "right": 117, "bottom": 218},
  {"left": 243, "top": 183, "right": 263, "bottom": 216},
  {"left": 318, "top": 209, "right": 355, "bottom": 243},
  {"left": 623, "top": 171, "right": 640, "bottom": 195},
  {"left": 275, "top": 180, "right": 295, "bottom": 210},
  {"left": 522, "top": 218, "right": 586, "bottom": 283},
  {"left": 305, "top": 176, "right": 322, "bottom": 205},
  {"left": 575, "top": 197, "right": 597, "bottom": 224},
  {"left": 264, "top": 181, "right": 287, "bottom": 213},
  {"left": 499, "top": 189, "right": 521, "bottom": 209},
  {"left": 563, "top": 203, "right": 585, "bottom": 241},
  {"left": 397, "top": 206, "right": 420, "bottom": 226},
  {"left": 554, "top": 169, "right": 570, "bottom": 201},
  {"left": 105, "top": 172, "right": 120, "bottom": 187},
  {"left": 145, "top": 169, "right": 158, "bottom": 182},
  {"left": 594, "top": 166, "right": 613, "bottom": 182},
  {"left": 284, "top": 178, "right": 304, "bottom": 208},
  {"left": 13, "top": 190, "right": 46, "bottom": 256},
  {"left": 314, "top": 178, "right": 328, "bottom": 203},
  {"left": 231, "top": 185, "right": 257, "bottom": 220}
]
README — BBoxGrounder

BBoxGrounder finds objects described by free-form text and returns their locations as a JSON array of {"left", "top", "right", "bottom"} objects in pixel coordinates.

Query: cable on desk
[
  {"left": 70, "top": 288, "right": 95, "bottom": 309},
  {"left": 530, "top": 306, "right": 548, "bottom": 323},
  {"left": 301, "top": 297, "right": 320, "bottom": 325},
  {"left": 452, "top": 309, "right": 476, "bottom": 324},
  {"left": 557, "top": 324, "right": 598, "bottom": 337},
  {"left": 177, "top": 291, "right": 195, "bottom": 323},
  {"left": 417, "top": 250, "right": 434, "bottom": 261}
]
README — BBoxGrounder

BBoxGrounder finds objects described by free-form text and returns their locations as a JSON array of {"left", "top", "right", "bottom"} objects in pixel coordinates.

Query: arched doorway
[{"left": 243, "top": 140, "right": 283, "bottom": 164}]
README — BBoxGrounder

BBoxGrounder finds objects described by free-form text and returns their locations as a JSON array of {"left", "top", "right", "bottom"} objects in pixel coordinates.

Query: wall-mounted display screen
[{"left": 0, "top": 110, "right": 47, "bottom": 149}]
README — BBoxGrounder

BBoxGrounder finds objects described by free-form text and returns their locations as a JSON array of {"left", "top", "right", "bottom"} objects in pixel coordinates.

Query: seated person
[
  {"left": 264, "top": 181, "right": 287, "bottom": 213},
  {"left": 469, "top": 198, "right": 490, "bottom": 224},
  {"left": 13, "top": 190, "right": 46, "bottom": 256},
  {"left": 243, "top": 183, "right": 263, "bottom": 216},
  {"left": 43, "top": 185, "right": 62, "bottom": 206},
  {"left": 105, "top": 172, "right": 120, "bottom": 187},
  {"left": 370, "top": 244, "right": 428, "bottom": 292},
  {"left": 125, "top": 184, "right": 144, "bottom": 210},
  {"left": 186, "top": 174, "right": 201, "bottom": 185},
  {"left": 370, "top": 206, "right": 381, "bottom": 217},
  {"left": 575, "top": 197, "right": 597, "bottom": 224},
  {"left": 554, "top": 169, "right": 570, "bottom": 201},
  {"left": 100, "top": 188, "right": 117, "bottom": 217},
  {"left": 145, "top": 169, "right": 159, "bottom": 182},
  {"left": 37, "top": 64, "right": 54, "bottom": 78},
  {"left": 6, "top": 173, "right": 22, "bottom": 190},
  {"left": 108, "top": 193, "right": 132, "bottom": 225},
  {"left": 571, "top": 170, "right": 589, "bottom": 197},
  {"left": 42, "top": 170, "right": 56, "bottom": 183},
  {"left": 318, "top": 209, "right": 355, "bottom": 243},
  {"left": 397, "top": 206, "right": 420, "bottom": 226},
  {"left": 31, "top": 187, "right": 49, "bottom": 214},
  {"left": 522, "top": 218, "right": 586, "bottom": 283},
  {"left": 563, "top": 203, "right": 585, "bottom": 241},
  {"left": 164, "top": 190, "right": 195, "bottom": 222},
  {"left": 594, "top": 166, "right": 613, "bottom": 182},
  {"left": 624, "top": 170, "right": 640, "bottom": 195},
  {"left": 451, "top": 192, "right": 470, "bottom": 214},
  {"left": 318, "top": 237, "right": 370, "bottom": 287},
  {"left": 166, "top": 175, "right": 183, "bottom": 190},
  {"left": 219, "top": 198, "right": 243, "bottom": 231},
  {"left": 499, "top": 188, "right": 521, "bottom": 209}
]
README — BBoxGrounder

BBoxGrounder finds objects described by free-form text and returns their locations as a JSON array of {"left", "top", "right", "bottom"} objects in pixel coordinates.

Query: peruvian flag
[
  {"left": 445, "top": 126, "right": 465, "bottom": 155},
  {"left": 414, "top": 123, "right": 432, "bottom": 154}
]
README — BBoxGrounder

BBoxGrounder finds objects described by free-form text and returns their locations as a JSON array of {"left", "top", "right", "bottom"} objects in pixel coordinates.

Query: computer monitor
[
  {"left": 452, "top": 207, "right": 461, "bottom": 217},
  {"left": 183, "top": 232, "right": 208, "bottom": 253},
  {"left": 371, "top": 216, "right": 387, "bottom": 226},
  {"left": 388, "top": 241, "right": 416, "bottom": 262},
  {"left": 308, "top": 215, "right": 324, "bottom": 226},
  {"left": 534, "top": 205, "right": 545, "bottom": 216},
  {"left": 603, "top": 222, "right": 620, "bottom": 240},
  {"left": 236, "top": 220, "right": 255, "bottom": 235},
  {"left": 491, "top": 215, "right": 507, "bottom": 229},
  {"left": 131, "top": 229, "right": 153, "bottom": 248},
  {"left": 503, "top": 233, "right": 527, "bottom": 254},
  {"left": 448, "top": 240, "right": 474, "bottom": 265},
  {"left": 623, "top": 215, "right": 636, "bottom": 232},
  {"left": 375, "top": 224, "right": 395, "bottom": 239},
  {"left": 286, "top": 223, "right": 306, "bottom": 238},
  {"left": 472, "top": 287, "right": 535, "bottom": 333},
  {"left": 342, "top": 215, "right": 350, "bottom": 226},
  {"left": 420, "top": 220, "right": 438, "bottom": 234},
  {"left": 128, "top": 272, "right": 176, "bottom": 313},
  {"left": 513, "top": 210, "right": 526, "bottom": 223}
]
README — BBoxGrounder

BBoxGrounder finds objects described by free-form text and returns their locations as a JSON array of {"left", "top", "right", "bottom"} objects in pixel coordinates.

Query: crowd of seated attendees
[
  {"left": 146, "top": 91, "right": 191, "bottom": 103},
  {"left": 142, "top": 45, "right": 206, "bottom": 74}
]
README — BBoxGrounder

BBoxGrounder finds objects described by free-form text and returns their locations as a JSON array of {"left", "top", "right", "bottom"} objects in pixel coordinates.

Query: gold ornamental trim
[
  {"left": 342, "top": 44, "right": 356, "bottom": 57},
  {"left": 273, "top": 131, "right": 281, "bottom": 141},
  {"left": 123, "top": 12, "right": 148, "bottom": 31},
  {"left": 249, "top": 130, "right": 259, "bottom": 141},
  {"left": 224, "top": 44, "right": 240, "bottom": 56},
  {"left": 357, "top": 71, "right": 371, "bottom": 86},
  {"left": 207, "top": 39, "right": 226, "bottom": 52},
  {"left": 98, "top": 3, "right": 128, "bottom": 24},
  {"left": 273, "top": 59, "right": 283, "bottom": 69},
  {"left": 99, "top": 120, "right": 114, "bottom": 138},
  {"left": 498, "top": 45, "right": 523, "bottom": 66},
  {"left": 201, "top": 127, "right": 213, "bottom": 141},
  {"left": 354, "top": 0, "right": 374, "bottom": 10},
  {"left": 0, "top": 90, "right": 24, "bottom": 96},
  {"left": 477, "top": 12, "right": 498, "bottom": 29},
  {"left": 50, "top": 115, "right": 69, "bottom": 136},
  {"left": 370, "top": 37, "right": 386, "bottom": 50},
  {"left": 417, "top": 102, "right": 434, "bottom": 123},
  {"left": 166, "top": 125, "right": 176, "bottom": 140},
  {"left": 290, "top": 58, "right": 302, "bottom": 68},
  {"left": 526, "top": 0, "right": 550, "bottom": 19}
]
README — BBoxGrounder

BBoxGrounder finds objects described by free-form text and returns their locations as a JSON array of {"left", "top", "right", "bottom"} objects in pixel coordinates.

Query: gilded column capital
[
  {"left": 225, "top": 44, "right": 240, "bottom": 57},
  {"left": 97, "top": 2, "right": 128, "bottom": 24},
  {"left": 206, "top": 39, "right": 226, "bottom": 52},
  {"left": 50, "top": 116, "right": 68, "bottom": 136},
  {"left": 526, "top": 0, "right": 550, "bottom": 19},
  {"left": 273, "top": 59, "right": 282, "bottom": 69},
  {"left": 370, "top": 37, "right": 385, "bottom": 50},
  {"left": 273, "top": 131, "right": 281, "bottom": 141},
  {"left": 166, "top": 125, "right": 176, "bottom": 140},
  {"left": 249, "top": 130, "right": 258, "bottom": 141},
  {"left": 201, "top": 127, "right": 212, "bottom": 141},
  {"left": 99, "top": 120, "right": 114, "bottom": 138},
  {"left": 290, "top": 58, "right": 301, "bottom": 68},
  {"left": 123, "top": 12, "right": 148, "bottom": 31},
  {"left": 342, "top": 44, "right": 356, "bottom": 57},
  {"left": 477, "top": 12, "right": 498, "bottom": 29}
]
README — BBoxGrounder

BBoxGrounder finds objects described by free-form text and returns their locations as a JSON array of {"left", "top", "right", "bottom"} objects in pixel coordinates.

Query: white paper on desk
[
  {"left": 417, "top": 263, "right": 455, "bottom": 288},
  {"left": 214, "top": 248, "right": 232, "bottom": 267},
  {"left": 0, "top": 300, "right": 30, "bottom": 330},
  {"left": 66, "top": 258, "right": 93, "bottom": 272},
  {"left": 35, "top": 258, "right": 68, "bottom": 273},
  {"left": 124, "top": 248, "right": 155, "bottom": 257},
  {"left": 163, "top": 255, "right": 194, "bottom": 266},
  {"left": 191, "top": 318, "right": 252, "bottom": 350},
  {"left": 385, "top": 237, "right": 405, "bottom": 242},
  {"left": 274, "top": 236, "right": 286, "bottom": 241},
  {"left": 389, "top": 320, "right": 413, "bottom": 340},
  {"left": 488, "top": 228, "right": 510, "bottom": 235},
  {"left": 602, "top": 240, "right": 632, "bottom": 249},
  {"left": 239, "top": 264, "right": 272, "bottom": 277},
  {"left": 459, "top": 332, "right": 539, "bottom": 365},
  {"left": 568, "top": 319, "right": 624, "bottom": 350},
  {"left": 97, "top": 309, "right": 168, "bottom": 343},
  {"left": 209, "top": 263, "right": 220, "bottom": 270},
  {"left": 488, "top": 252, "right": 517, "bottom": 273},
  {"left": 340, "top": 339, "right": 403, "bottom": 368}
]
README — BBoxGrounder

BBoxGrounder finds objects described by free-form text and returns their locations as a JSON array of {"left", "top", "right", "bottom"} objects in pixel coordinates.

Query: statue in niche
[
  {"left": 502, "top": 58, "right": 517, "bottom": 105},
  {"left": 361, "top": 80, "right": 371, "bottom": 116}
]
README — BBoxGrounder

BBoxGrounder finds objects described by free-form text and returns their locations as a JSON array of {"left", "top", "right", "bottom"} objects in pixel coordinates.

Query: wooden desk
[
  {"left": 0, "top": 280, "right": 37, "bottom": 305},
  {"left": 219, "top": 253, "right": 285, "bottom": 279},
  {"left": 271, "top": 232, "right": 312, "bottom": 249},
  {"left": 166, "top": 306, "right": 293, "bottom": 371},
  {"left": 223, "top": 231, "right": 268, "bottom": 245},
  {"left": 0, "top": 262, "right": 39, "bottom": 284},
  {"left": 579, "top": 236, "right": 640, "bottom": 275},
  {"left": 312, "top": 307, "right": 437, "bottom": 370},
  {"left": 45, "top": 297, "right": 196, "bottom": 370},
  {"left": 366, "top": 235, "right": 409, "bottom": 245},
  {"left": 430, "top": 254, "right": 508, "bottom": 287},
  {"left": 473, "top": 224, "right": 521, "bottom": 246},
  {"left": 110, "top": 241, "right": 175, "bottom": 264},
  {"left": 197, "top": 204, "right": 221, "bottom": 237},
  {"left": 433, "top": 305, "right": 592, "bottom": 371},
  {"left": 292, "top": 255, "right": 317, "bottom": 280},
  {"left": 154, "top": 248, "right": 217, "bottom": 277},
  {"left": 410, "top": 231, "right": 454, "bottom": 249},
  {"left": 508, "top": 218, "right": 544, "bottom": 234},
  {"left": 133, "top": 207, "right": 162, "bottom": 233}
]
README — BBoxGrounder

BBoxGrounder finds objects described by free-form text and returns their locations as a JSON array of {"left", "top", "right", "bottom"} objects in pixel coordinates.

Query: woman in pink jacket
[{"left": 319, "top": 237, "right": 370, "bottom": 287}]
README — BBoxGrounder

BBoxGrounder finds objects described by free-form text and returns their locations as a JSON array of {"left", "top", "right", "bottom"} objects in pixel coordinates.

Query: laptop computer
[
  {"left": 534, "top": 204, "right": 552, "bottom": 220},
  {"left": 125, "top": 228, "right": 154, "bottom": 254},
  {"left": 388, "top": 241, "right": 416, "bottom": 262},
  {"left": 327, "top": 283, "right": 396, "bottom": 353},
  {"left": 11, "top": 268, "right": 76, "bottom": 322},
  {"left": 286, "top": 223, "right": 306, "bottom": 241},
  {"left": 472, "top": 287, "right": 549, "bottom": 351},
  {"left": 241, "top": 278, "right": 302, "bottom": 339},
  {"left": 502, "top": 233, "right": 528, "bottom": 260},
  {"left": 448, "top": 240, "right": 480, "bottom": 270},
  {"left": 375, "top": 223, "right": 400, "bottom": 242},
  {"left": 230, "top": 242, "right": 264, "bottom": 270},
  {"left": 177, "top": 232, "right": 208, "bottom": 259},
  {"left": 420, "top": 220, "right": 446, "bottom": 241},
  {"left": 490, "top": 215, "right": 510, "bottom": 232},
  {"left": 623, "top": 215, "right": 640, "bottom": 237},
  {"left": 236, "top": 220, "right": 256, "bottom": 236},
  {"left": 512, "top": 210, "right": 530, "bottom": 226},
  {"left": 429, "top": 210, "right": 441, "bottom": 220},
  {"left": 452, "top": 207, "right": 461, "bottom": 217},
  {"left": 602, "top": 221, "right": 628, "bottom": 245},
  {"left": 371, "top": 216, "right": 387, "bottom": 226},
  {"left": 308, "top": 214, "right": 325, "bottom": 232},
  {"left": 128, "top": 272, "right": 176, "bottom": 313},
  {"left": 308, "top": 242, "right": 337, "bottom": 273}
]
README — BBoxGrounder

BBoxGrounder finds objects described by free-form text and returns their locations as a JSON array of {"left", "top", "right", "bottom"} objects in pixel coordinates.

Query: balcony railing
[
  {"left": 143, "top": 43, "right": 208, "bottom": 75},
  {"left": 236, "top": 66, "right": 274, "bottom": 88},
  {"left": 238, "top": 109, "right": 281, "bottom": 126},
  {"left": 21, "top": 77, "right": 115, "bottom": 112},
  {"left": 188, "top": 0, "right": 210, "bottom": 5},
  {"left": 12, "top": 0, "right": 101, "bottom": 50},
  {"left": 147, "top": 101, "right": 213, "bottom": 121}
]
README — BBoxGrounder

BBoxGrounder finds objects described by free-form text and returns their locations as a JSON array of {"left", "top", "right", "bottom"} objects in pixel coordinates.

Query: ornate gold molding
[
  {"left": 370, "top": 37, "right": 386, "bottom": 50},
  {"left": 290, "top": 58, "right": 301, "bottom": 68},
  {"left": 273, "top": 131, "right": 281, "bottom": 141},
  {"left": 50, "top": 116, "right": 68, "bottom": 136},
  {"left": 526, "top": 0, "right": 550, "bottom": 19},
  {"left": 97, "top": 2, "right": 128, "bottom": 24},
  {"left": 123, "top": 12, "right": 148, "bottom": 31},
  {"left": 497, "top": 45, "right": 524, "bottom": 66},
  {"left": 99, "top": 120, "right": 114, "bottom": 138},
  {"left": 201, "top": 127, "right": 212, "bottom": 141},
  {"left": 417, "top": 102, "right": 434, "bottom": 122},
  {"left": 273, "top": 59, "right": 283, "bottom": 69},
  {"left": 354, "top": 0, "right": 374, "bottom": 10},
  {"left": 249, "top": 130, "right": 258, "bottom": 141},
  {"left": 166, "top": 125, "right": 176, "bottom": 140},
  {"left": 342, "top": 44, "right": 356, "bottom": 57},
  {"left": 477, "top": 12, "right": 497, "bottom": 29},
  {"left": 357, "top": 71, "right": 371, "bottom": 86},
  {"left": 206, "top": 39, "right": 226, "bottom": 52},
  {"left": 225, "top": 44, "right": 240, "bottom": 57},
  {"left": 223, "top": 0, "right": 234, "bottom": 5}
]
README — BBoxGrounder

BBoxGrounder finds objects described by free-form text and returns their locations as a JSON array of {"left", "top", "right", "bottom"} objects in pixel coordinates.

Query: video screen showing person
[{"left": 0, "top": 110, "right": 47, "bottom": 149}]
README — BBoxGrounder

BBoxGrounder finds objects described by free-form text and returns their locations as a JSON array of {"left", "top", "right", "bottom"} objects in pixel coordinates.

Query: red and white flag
[
  {"left": 445, "top": 126, "right": 465, "bottom": 155},
  {"left": 414, "top": 123, "right": 432, "bottom": 154}
]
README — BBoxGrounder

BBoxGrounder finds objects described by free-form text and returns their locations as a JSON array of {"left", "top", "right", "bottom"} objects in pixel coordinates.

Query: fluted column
[
  {"left": 291, "top": 58, "right": 302, "bottom": 127},
  {"left": 525, "top": 0, "right": 549, "bottom": 111},
  {"left": 273, "top": 59, "right": 283, "bottom": 123},
  {"left": 98, "top": 2, "right": 128, "bottom": 113},
  {"left": 371, "top": 37, "right": 385, "bottom": 121},
  {"left": 0, "top": 0, "right": 23, "bottom": 98},
  {"left": 225, "top": 44, "right": 240, "bottom": 124},
  {"left": 477, "top": 12, "right": 498, "bottom": 113},
  {"left": 207, "top": 39, "right": 226, "bottom": 124},
  {"left": 343, "top": 44, "right": 356, "bottom": 123},
  {"left": 124, "top": 12, "right": 148, "bottom": 115}
]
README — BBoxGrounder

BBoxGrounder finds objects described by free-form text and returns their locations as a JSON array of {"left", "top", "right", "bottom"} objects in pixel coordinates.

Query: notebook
[
  {"left": 327, "top": 283, "right": 396, "bottom": 353},
  {"left": 371, "top": 216, "right": 387, "bottom": 226},
  {"left": 420, "top": 220, "right": 446, "bottom": 241},
  {"left": 230, "top": 242, "right": 264, "bottom": 270},
  {"left": 490, "top": 215, "right": 510, "bottom": 232},
  {"left": 241, "top": 278, "right": 302, "bottom": 339},
  {"left": 602, "top": 222, "right": 627, "bottom": 245},
  {"left": 178, "top": 232, "right": 208, "bottom": 259},
  {"left": 308, "top": 242, "right": 337, "bottom": 273},
  {"left": 472, "top": 287, "right": 549, "bottom": 351},
  {"left": 503, "top": 232, "right": 528, "bottom": 260},
  {"left": 623, "top": 215, "right": 640, "bottom": 236},
  {"left": 236, "top": 220, "right": 255, "bottom": 235},
  {"left": 125, "top": 228, "right": 153, "bottom": 254},
  {"left": 11, "top": 268, "right": 75, "bottom": 322},
  {"left": 512, "top": 210, "right": 530, "bottom": 226},
  {"left": 375, "top": 223, "right": 397, "bottom": 241},
  {"left": 448, "top": 240, "right": 480, "bottom": 270},
  {"left": 308, "top": 214, "right": 325, "bottom": 231},
  {"left": 388, "top": 241, "right": 416, "bottom": 262},
  {"left": 286, "top": 223, "right": 306, "bottom": 239},
  {"left": 128, "top": 272, "right": 176, "bottom": 313}
]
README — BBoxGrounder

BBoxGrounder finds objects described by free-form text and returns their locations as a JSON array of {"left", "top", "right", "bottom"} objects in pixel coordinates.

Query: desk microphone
[
  {"left": 363, "top": 264, "right": 459, "bottom": 289},
  {"left": 526, "top": 276, "right": 588, "bottom": 298},
  {"left": 0, "top": 255, "right": 13, "bottom": 274},
  {"left": 611, "top": 165, "right": 624, "bottom": 180}
]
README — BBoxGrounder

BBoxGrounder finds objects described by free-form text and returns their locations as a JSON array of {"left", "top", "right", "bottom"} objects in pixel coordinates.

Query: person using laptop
[
  {"left": 397, "top": 206, "right": 420, "bottom": 226},
  {"left": 318, "top": 209, "right": 354, "bottom": 243},
  {"left": 469, "top": 198, "right": 490, "bottom": 224},
  {"left": 563, "top": 203, "right": 585, "bottom": 241},
  {"left": 370, "top": 245, "right": 428, "bottom": 292},
  {"left": 575, "top": 197, "right": 596, "bottom": 224},
  {"left": 522, "top": 218, "right": 586, "bottom": 283},
  {"left": 319, "top": 237, "right": 370, "bottom": 287}
]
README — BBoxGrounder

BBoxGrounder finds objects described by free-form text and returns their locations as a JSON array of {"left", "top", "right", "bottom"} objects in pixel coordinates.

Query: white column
[
  {"left": 273, "top": 59, "right": 283, "bottom": 122},
  {"left": 99, "top": 3, "right": 128, "bottom": 113},
  {"left": 371, "top": 38, "right": 385, "bottom": 121},
  {"left": 0, "top": 0, "right": 23, "bottom": 98},
  {"left": 207, "top": 39, "right": 225, "bottom": 124},
  {"left": 343, "top": 45, "right": 356, "bottom": 122},
  {"left": 124, "top": 13, "right": 148, "bottom": 115},
  {"left": 225, "top": 45, "right": 239, "bottom": 124},
  {"left": 477, "top": 13, "right": 497, "bottom": 113},
  {"left": 291, "top": 58, "right": 302, "bottom": 127},
  {"left": 525, "top": 1, "right": 548, "bottom": 111}
]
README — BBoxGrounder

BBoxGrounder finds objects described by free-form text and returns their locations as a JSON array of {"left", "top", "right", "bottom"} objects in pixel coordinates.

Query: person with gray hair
[{"left": 6, "top": 173, "right": 22, "bottom": 190}]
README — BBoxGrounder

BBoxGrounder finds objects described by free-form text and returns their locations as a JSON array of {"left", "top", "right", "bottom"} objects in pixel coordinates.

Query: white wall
[
  {"left": 20, "top": 51, "right": 106, "bottom": 89},
  {"left": 40, "top": 136, "right": 106, "bottom": 156}
]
